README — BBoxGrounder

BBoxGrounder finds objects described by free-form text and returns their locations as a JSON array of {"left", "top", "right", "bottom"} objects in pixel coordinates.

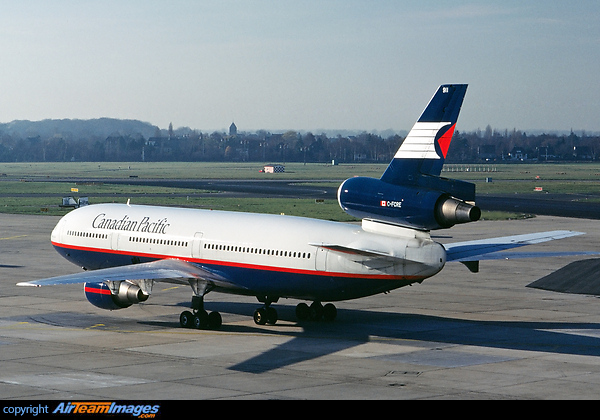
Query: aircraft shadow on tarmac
[
  {"left": 21, "top": 301, "right": 600, "bottom": 374},
  {"left": 164, "top": 300, "right": 600, "bottom": 373}
]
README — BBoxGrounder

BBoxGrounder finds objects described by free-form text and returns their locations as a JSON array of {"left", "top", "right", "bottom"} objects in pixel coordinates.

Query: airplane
[{"left": 17, "top": 84, "right": 590, "bottom": 330}]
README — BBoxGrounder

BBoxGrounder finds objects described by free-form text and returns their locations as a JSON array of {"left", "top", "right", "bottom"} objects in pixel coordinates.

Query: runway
[
  {"left": 1, "top": 212, "right": 600, "bottom": 399},
  {"left": 18, "top": 177, "right": 600, "bottom": 220}
]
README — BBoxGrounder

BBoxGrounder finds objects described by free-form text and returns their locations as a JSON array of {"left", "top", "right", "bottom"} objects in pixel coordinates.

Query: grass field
[
  {"left": 443, "top": 163, "right": 600, "bottom": 195},
  {"left": 0, "top": 161, "right": 598, "bottom": 220},
  {"left": 0, "top": 161, "right": 386, "bottom": 181}
]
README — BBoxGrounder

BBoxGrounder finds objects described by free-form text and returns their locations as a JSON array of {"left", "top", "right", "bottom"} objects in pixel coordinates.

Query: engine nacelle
[
  {"left": 338, "top": 176, "right": 480, "bottom": 230},
  {"left": 434, "top": 195, "right": 481, "bottom": 228},
  {"left": 84, "top": 281, "right": 149, "bottom": 310}
]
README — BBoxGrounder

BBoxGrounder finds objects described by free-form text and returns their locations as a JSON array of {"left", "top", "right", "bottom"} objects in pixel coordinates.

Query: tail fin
[{"left": 381, "top": 84, "right": 467, "bottom": 185}]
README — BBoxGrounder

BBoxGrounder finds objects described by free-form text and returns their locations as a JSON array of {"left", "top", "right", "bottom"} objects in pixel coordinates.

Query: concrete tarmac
[{"left": 1, "top": 212, "right": 600, "bottom": 400}]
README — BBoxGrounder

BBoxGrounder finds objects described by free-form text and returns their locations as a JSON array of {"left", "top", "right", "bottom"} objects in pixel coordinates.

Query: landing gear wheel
[
  {"left": 253, "top": 307, "right": 278, "bottom": 325},
  {"left": 296, "top": 302, "right": 310, "bottom": 321},
  {"left": 192, "top": 310, "right": 208, "bottom": 329},
  {"left": 310, "top": 301, "right": 324, "bottom": 321},
  {"left": 323, "top": 303, "right": 337, "bottom": 322},
  {"left": 180, "top": 311, "right": 193, "bottom": 328},
  {"left": 254, "top": 308, "right": 267, "bottom": 325},
  {"left": 207, "top": 311, "right": 222, "bottom": 329},
  {"left": 266, "top": 307, "right": 278, "bottom": 325}
]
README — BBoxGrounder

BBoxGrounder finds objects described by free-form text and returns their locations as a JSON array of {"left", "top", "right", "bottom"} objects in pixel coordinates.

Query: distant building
[
  {"left": 229, "top": 122, "right": 237, "bottom": 136},
  {"left": 509, "top": 147, "right": 528, "bottom": 161},
  {"left": 478, "top": 144, "right": 496, "bottom": 161},
  {"left": 263, "top": 164, "right": 285, "bottom": 173}
]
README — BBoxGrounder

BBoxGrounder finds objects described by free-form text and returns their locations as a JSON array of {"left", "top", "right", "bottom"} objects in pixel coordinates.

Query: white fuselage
[{"left": 50, "top": 203, "right": 446, "bottom": 301}]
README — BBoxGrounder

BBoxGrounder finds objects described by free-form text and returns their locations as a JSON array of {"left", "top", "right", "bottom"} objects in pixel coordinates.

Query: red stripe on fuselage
[{"left": 52, "top": 241, "right": 422, "bottom": 282}]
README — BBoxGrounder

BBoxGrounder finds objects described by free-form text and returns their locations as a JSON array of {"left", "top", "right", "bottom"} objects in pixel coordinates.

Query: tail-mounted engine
[
  {"left": 338, "top": 176, "right": 480, "bottom": 231},
  {"left": 84, "top": 281, "right": 149, "bottom": 310}
]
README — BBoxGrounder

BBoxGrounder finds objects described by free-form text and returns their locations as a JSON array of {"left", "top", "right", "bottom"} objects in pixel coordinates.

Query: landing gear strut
[{"left": 179, "top": 295, "right": 222, "bottom": 330}]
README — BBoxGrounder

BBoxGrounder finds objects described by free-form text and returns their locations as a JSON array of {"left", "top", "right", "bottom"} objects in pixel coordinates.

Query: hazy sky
[{"left": 1, "top": 1, "right": 599, "bottom": 133}]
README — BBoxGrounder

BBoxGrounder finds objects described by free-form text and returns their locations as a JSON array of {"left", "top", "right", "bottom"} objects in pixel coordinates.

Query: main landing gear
[
  {"left": 295, "top": 301, "right": 337, "bottom": 323},
  {"left": 178, "top": 289, "right": 338, "bottom": 329},
  {"left": 252, "top": 298, "right": 338, "bottom": 326},
  {"left": 253, "top": 296, "right": 278, "bottom": 325},
  {"left": 179, "top": 295, "right": 222, "bottom": 330}
]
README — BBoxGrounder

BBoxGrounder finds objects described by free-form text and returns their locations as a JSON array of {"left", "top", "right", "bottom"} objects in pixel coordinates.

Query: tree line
[
  {"left": 0, "top": 122, "right": 598, "bottom": 163},
  {"left": 448, "top": 126, "right": 600, "bottom": 163}
]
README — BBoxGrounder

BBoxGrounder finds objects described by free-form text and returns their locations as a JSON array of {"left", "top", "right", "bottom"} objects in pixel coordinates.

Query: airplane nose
[{"left": 51, "top": 213, "right": 69, "bottom": 243}]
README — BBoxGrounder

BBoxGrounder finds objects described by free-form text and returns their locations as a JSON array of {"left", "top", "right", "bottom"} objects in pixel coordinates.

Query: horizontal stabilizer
[{"left": 462, "top": 251, "right": 599, "bottom": 261}]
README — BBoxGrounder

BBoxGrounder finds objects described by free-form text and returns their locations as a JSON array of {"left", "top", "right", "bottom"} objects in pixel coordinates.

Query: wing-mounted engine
[
  {"left": 338, "top": 176, "right": 480, "bottom": 230},
  {"left": 84, "top": 281, "right": 149, "bottom": 310}
]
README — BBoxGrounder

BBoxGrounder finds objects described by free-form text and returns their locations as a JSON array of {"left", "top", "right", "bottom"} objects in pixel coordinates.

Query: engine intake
[{"left": 84, "top": 281, "right": 149, "bottom": 310}]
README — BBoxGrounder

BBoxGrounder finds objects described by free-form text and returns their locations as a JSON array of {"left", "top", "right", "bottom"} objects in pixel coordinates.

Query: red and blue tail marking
[{"left": 381, "top": 84, "right": 467, "bottom": 186}]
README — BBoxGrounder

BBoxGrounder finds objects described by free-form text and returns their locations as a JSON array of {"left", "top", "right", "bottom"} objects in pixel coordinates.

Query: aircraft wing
[
  {"left": 16, "top": 258, "right": 238, "bottom": 290},
  {"left": 444, "top": 230, "right": 588, "bottom": 263}
]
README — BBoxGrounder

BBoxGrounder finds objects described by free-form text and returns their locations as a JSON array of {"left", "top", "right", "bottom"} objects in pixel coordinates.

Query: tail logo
[{"left": 437, "top": 123, "right": 456, "bottom": 159}]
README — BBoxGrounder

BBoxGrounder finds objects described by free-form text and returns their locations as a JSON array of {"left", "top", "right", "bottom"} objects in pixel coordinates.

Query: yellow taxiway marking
[
  {"left": 0, "top": 235, "right": 27, "bottom": 240},
  {"left": 160, "top": 286, "right": 181, "bottom": 292},
  {"left": 86, "top": 324, "right": 107, "bottom": 330}
]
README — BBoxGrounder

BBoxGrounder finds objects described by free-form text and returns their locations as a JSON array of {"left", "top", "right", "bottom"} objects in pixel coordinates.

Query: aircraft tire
[
  {"left": 323, "top": 303, "right": 337, "bottom": 322},
  {"left": 192, "top": 315, "right": 202, "bottom": 329},
  {"left": 208, "top": 311, "right": 222, "bottom": 329},
  {"left": 254, "top": 308, "right": 268, "bottom": 325},
  {"left": 266, "top": 307, "right": 278, "bottom": 325},
  {"left": 192, "top": 310, "right": 209, "bottom": 329},
  {"left": 310, "top": 301, "right": 324, "bottom": 321},
  {"left": 296, "top": 303, "right": 310, "bottom": 321},
  {"left": 180, "top": 311, "right": 193, "bottom": 328}
]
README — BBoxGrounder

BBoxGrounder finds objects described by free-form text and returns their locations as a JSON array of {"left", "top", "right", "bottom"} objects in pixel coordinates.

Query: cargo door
[
  {"left": 110, "top": 233, "right": 120, "bottom": 251},
  {"left": 315, "top": 246, "right": 328, "bottom": 272}
]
